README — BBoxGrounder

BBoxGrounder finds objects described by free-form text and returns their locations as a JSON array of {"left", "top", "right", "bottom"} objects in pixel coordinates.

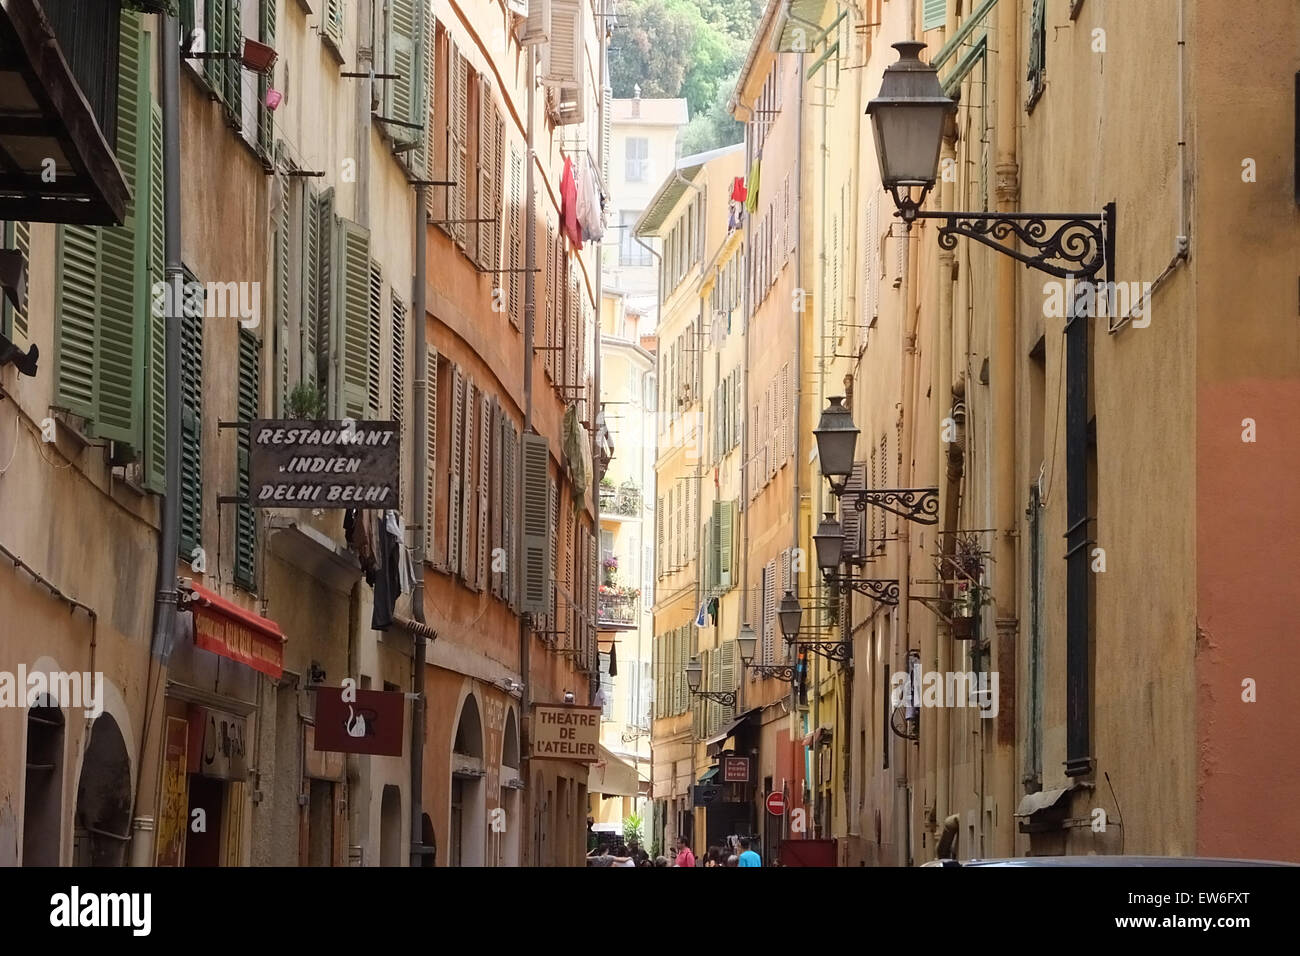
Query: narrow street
[{"left": 0, "top": 0, "right": 1297, "bottom": 907}]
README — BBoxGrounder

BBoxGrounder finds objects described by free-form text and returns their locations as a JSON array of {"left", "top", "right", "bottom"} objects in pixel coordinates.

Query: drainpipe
[
  {"left": 791, "top": 48, "right": 805, "bottom": 840},
  {"left": 409, "top": 172, "right": 428, "bottom": 866},
  {"left": 519, "top": 40, "right": 538, "bottom": 866},
  {"left": 591, "top": 0, "right": 608, "bottom": 713},
  {"left": 990, "top": 0, "right": 1019, "bottom": 859},
  {"left": 132, "top": 9, "right": 183, "bottom": 868}
]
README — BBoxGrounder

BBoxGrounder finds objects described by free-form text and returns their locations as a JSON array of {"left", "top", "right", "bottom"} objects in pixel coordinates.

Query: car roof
[{"left": 922, "top": 855, "right": 1296, "bottom": 867}]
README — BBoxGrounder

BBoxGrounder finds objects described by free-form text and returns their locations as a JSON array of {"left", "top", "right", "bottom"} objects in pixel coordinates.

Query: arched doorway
[
  {"left": 74, "top": 714, "right": 132, "bottom": 866},
  {"left": 379, "top": 785, "right": 402, "bottom": 866},
  {"left": 22, "top": 695, "right": 64, "bottom": 866},
  {"left": 498, "top": 708, "right": 522, "bottom": 867},
  {"left": 450, "top": 693, "right": 486, "bottom": 866}
]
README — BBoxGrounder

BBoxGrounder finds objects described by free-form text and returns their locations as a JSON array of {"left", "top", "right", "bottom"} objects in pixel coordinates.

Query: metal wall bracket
[{"left": 840, "top": 487, "right": 940, "bottom": 525}]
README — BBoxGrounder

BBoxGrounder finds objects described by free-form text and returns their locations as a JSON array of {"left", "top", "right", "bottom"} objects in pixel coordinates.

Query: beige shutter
[
  {"left": 424, "top": 347, "right": 439, "bottom": 561},
  {"left": 478, "top": 392, "right": 491, "bottom": 589},
  {"left": 447, "top": 366, "right": 464, "bottom": 572},
  {"left": 461, "top": 381, "right": 476, "bottom": 580}
]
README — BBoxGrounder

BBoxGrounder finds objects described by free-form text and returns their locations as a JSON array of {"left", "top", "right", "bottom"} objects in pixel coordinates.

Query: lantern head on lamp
[
  {"left": 866, "top": 41, "right": 957, "bottom": 223},
  {"left": 685, "top": 657, "right": 703, "bottom": 692},
  {"left": 778, "top": 591, "right": 803, "bottom": 643},
  {"left": 814, "top": 396, "right": 859, "bottom": 493},
  {"left": 737, "top": 624, "right": 759, "bottom": 664},
  {"left": 813, "top": 512, "right": 845, "bottom": 578}
]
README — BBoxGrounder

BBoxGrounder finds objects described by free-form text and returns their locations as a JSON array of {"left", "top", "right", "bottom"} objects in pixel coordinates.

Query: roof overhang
[
  {"left": 732, "top": 1, "right": 838, "bottom": 121},
  {"left": 0, "top": 0, "right": 130, "bottom": 225},
  {"left": 633, "top": 142, "right": 745, "bottom": 239}
]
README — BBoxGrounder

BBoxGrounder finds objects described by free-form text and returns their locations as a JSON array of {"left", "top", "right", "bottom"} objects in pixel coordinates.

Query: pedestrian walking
[
  {"left": 674, "top": 835, "right": 696, "bottom": 868},
  {"left": 738, "top": 836, "right": 762, "bottom": 867}
]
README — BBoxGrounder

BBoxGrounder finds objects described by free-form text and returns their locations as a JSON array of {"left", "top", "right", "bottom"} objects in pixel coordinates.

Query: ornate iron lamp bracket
[
  {"left": 744, "top": 663, "right": 797, "bottom": 683},
  {"left": 792, "top": 641, "right": 851, "bottom": 664},
  {"left": 842, "top": 487, "right": 941, "bottom": 525},
  {"left": 910, "top": 205, "right": 1114, "bottom": 281},
  {"left": 833, "top": 576, "right": 900, "bottom": 605},
  {"left": 690, "top": 689, "right": 737, "bottom": 707}
]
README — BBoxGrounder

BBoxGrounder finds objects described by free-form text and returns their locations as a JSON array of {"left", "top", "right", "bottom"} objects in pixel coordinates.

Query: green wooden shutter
[
  {"left": 144, "top": 103, "right": 167, "bottom": 492},
  {"left": 273, "top": 143, "right": 290, "bottom": 411},
  {"left": 179, "top": 271, "right": 204, "bottom": 562},
  {"left": 720, "top": 639, "right": 737, "bottom": 721},
  {"left": 206, "top": 0, "right": 224, "bottom": 90},
  {"left": 258, "top": 0, "right": 276, "bottom": 152},
  {"left": 391, "top": 291, "right": 406, "bottom": 425},
  {"left": 419, "top": 6, "right": 437, "bottom": 209},
  {"left": 96, "top": 11, "right": 149, "bottom": 445},
  {"left": 2, "top": 221, "right": 30, "bottom": 344},
  {"left": 325, "top": 0, "right": 344, "bottom": 47},
  {"left": 386, "top": 0, "right": 418, "bottom": 145},
  {"left": 235, "top": 329, "right": 260, "bottom": 590},
  {"left": 335, "top": 217, "right": 370, "bottom": 420},
  {"left": 224, "top": 0, "right": 242, "bottom": 124},
  {"left": 923, "top": 0, "right": 947, "bottom": 32},
  {"left": 54, "top": 224, "right": 100, "bottom": 419},
  {"left": 520, "top": 432, "right": 550, "bottom": 613},
  {"left": 719, "top": 499, "right": 734, "bottom": 588},
  {"left": 366, "top": 258, "right": 382, "bottom": 419}
]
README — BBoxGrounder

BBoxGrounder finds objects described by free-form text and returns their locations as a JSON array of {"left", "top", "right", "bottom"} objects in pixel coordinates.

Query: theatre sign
[
  {"left": 530, "top": 704, "right": 601, "bottom": 762},
  {"left": 248, "top": 419, "right": 399, "bottom": 508}
]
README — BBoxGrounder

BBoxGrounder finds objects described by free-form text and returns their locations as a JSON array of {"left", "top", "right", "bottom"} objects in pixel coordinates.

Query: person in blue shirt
[{"left": 737, "top": 836, "right": 762, "bottom": 867}]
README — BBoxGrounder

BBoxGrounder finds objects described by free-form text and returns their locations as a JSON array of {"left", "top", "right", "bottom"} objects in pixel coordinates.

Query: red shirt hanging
[{"left": 561, "top": 155, "right": 583, "bottom": 249}]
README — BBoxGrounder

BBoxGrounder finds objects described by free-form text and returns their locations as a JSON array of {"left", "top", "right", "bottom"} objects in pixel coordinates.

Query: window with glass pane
[
  {"left": 620, "top": 211, "right": 650, "bottom": 265},
  {"left": 625, "top": 137, "right": 649, "bottom": 182}
]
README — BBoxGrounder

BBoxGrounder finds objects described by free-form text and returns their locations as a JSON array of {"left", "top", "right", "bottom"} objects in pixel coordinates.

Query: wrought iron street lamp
[
  {"left": 866, "top": 41, "right": 1113, "bottom": 278},
  {"left": 816, "top": 397, "right": 940, "bottom": 526},
  {"left": 685, "top": 656, "right": 736, "bottom": 707},
  {"left": 737, "top": 624, "right": 796, "bottom": 683},
  {"left": 813, "top": 512, "right": 900, "bottom": 605},
  {"left": 778, "top": 590, "right": 851, "bottom": 664},
  {"left": 866, "top": 40, "right": 1114, "bottom": 779}
]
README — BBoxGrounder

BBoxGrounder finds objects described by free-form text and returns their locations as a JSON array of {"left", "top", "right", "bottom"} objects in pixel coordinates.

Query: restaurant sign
[
  {"left": 248, "top": 419, "right": 399, "bottom": 508},
  {"left": 530, "top": 704, "right": 601, "bottom": 762}
]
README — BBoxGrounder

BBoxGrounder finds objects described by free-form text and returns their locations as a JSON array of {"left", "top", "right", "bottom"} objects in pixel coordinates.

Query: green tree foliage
[{"left": 609, "top": 0, "right": 761, "bottom": 153}]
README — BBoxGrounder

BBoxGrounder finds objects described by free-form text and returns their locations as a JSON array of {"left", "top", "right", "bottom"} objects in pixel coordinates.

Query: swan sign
[{"left": 313, "top": 687, "right": 405, "bottom": 756}]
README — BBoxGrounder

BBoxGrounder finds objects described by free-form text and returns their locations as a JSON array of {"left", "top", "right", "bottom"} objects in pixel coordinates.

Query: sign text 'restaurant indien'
[{"left": 248, "top": 419, "right": 400, "bottom": 508}]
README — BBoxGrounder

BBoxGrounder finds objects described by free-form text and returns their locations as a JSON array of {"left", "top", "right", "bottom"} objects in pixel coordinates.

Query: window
[
  {"left": 625, "top": 136, "right": 649, "bottom": 182},
  {"left": 1027, "top": 0, "right": 1046, "bottom": 112},
  {"left": 54, "top": 11, "right": 165, "bottom": 490},
  {"left": 620, "top": 211, "right": 650, "bottom": 265},
  {"left": 599, "top": 652, "right": 614, "bottom": 720}
]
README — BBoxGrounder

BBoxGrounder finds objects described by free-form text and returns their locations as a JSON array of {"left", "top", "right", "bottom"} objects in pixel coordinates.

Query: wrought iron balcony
[{"left": 596, "top": 588, "right": 639, "bottom": 630}]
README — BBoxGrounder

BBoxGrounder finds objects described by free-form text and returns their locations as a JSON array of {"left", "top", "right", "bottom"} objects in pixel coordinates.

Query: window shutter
[
  {"left": 95, "top": 11, "right": 150, "bottom": 446},
  {"left": 273, "top": 145, "right": 290, "bottom": 413},
  {"left": 258, "top": 0, "right": 277, "bottom": 151},
  {"left": 543, "top": 215, "right": 554, "bottom": 366},
  {"left": 308, "top": 187, "right": 331, "bottom": 389},
  {"left": 780, "top": 363, "right": 790, "bottom": 466},
  {"left": 923, "top": 0, "right": 947, "bottom": 32},
  {"left": 421, "top": 5, "right": 438, "bottom": 211},
  {"left": 424, "top": 346, "right": 439, "bottom": 560},
  {"left": 144, "top": 103, "right": 166, "bottom": 492},
  {"left": 478, "top": 392, "right": 491, "bottom": 590},
  {"left": 477, "top": 80, "right": 499, "bottom": 271},
  {"left": 703, "top": 517, "right": 715, "bottom": 591},
  {"left": 224, "top": 0, "right": 242, "bottom": 123},
  {"left": 508, "top": 147, "right": 523, "bottom": 329},
  {"left": 709, "top": 650, "right": 722, "bottom": 735},
  {"left": 762, "top": 560, "right": 775, "bottom": 664},
  {"left": 447, "top": 366, "right": 464, "bottom": 573},
  {"left": 490, "top": 400, "right": 503, "bottom": 597},
  {"left": 1, "top": 221, "right": 30, "bottom": 344},
  {"left": 54, "top": 225, "right": 99, "bottom": 420},
  {"left": 720, "top": 639, "right": 737, "bottom": 720},
  {"left": 520, "top": 432, "right": 551, "bottom": 613},
  {"left": 391, "top": 292, "right": 406, "bottom": 425},
  {"left": 235, "top": 329, "right": 260, "bottom": 591},
  {"left": 366, "top": 259, "right": 383, "bottom": 418},
  {"left": 335, "top": 217, "right": 371, "bottom": 420},
  {"left": 448, "top": 47, "right": 469, "bottom": 247},
  {"left": 655, "top": 495, "right": 664, "bottom": 579},
  {"left": 461, "top": 381, "right": 476, "bottom": 581},
  {"left": 842, "top": 461, "right": 867, "bottom": 562},
  {"left": 719, "top": 500, "right": 733, "bottom": 588},
  {"left": 386, "top": 0, "right": 419, "bottom": 144},
  {"left": 179, "top": 284, "right": 204, "bottom": 563},
  {"left": 567, "top": 265, "right": 578, "bottom": 391},
  {"left": 504, "top": 421, "right": 519, "bottom": 607}
]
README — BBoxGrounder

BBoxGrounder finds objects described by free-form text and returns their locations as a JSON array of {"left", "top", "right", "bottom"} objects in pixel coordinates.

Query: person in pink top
[{"left": 674, "top": 835, "right": 696, "bottom": 868}]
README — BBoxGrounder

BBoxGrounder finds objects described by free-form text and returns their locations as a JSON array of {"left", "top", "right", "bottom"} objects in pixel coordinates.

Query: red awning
[{"left": 185, "top": 582, "right": 286, "bottom": 680}]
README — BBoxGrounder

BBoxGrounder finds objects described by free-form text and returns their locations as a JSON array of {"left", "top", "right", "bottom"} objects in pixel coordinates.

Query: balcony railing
[
  {"left": 596, "top": 588, "right": 639, "bottom": 629},
  {"left": 599, "top": 483, "right": 642, "bottom": 518}
]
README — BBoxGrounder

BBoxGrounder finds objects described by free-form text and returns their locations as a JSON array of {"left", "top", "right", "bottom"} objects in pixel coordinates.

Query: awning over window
[
  {"left": 587, "top": 745, "right": 641, "bottom": 798},
  {"left": 705, "top": 707, "right": 761, "bottom": 756},
  {"left": 697, "top": 766, "right": 719, "bottom": 784},
  {"left": 0, "top": 0, "right": 130, "bottom": 225},
  {"left": 184, "top": 582, "right": 286, "bottom": 680}
]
